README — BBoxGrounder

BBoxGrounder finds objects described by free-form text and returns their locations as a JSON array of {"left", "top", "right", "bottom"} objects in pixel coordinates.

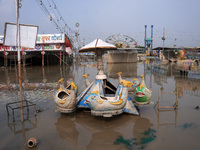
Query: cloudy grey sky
[{"left": 0, "top": 0, "right": 200, "bottom": 47}]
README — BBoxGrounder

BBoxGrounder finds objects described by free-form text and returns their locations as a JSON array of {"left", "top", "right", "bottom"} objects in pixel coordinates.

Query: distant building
[{"left": 0, "top": 34, "right": 73, "bottom": 66}]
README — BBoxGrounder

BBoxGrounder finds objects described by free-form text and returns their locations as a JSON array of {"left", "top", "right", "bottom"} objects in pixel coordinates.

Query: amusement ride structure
[
  {"left": 144, "top": 25, "right": 153, "bottom": 55},
  {"left": 54, "top": 39, "right": 140, "bottom": 117},
  {"left": 106, "top": 34, "right": 137, "bottom": 48}
]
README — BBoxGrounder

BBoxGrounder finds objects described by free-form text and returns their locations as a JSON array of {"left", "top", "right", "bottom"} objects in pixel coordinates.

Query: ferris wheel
[{"left": 106, "top": 34, "right": 137, "bottom": 48}]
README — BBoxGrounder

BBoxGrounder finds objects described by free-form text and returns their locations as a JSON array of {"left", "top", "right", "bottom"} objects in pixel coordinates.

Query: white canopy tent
[{"left": 79, "top": 39, "right": 117, "bottom": 75}]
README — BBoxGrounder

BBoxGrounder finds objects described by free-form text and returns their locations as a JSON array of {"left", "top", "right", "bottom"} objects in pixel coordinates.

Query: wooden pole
[
  {"left": 158, "top": 88, "right": 161, "bottom": 110},
  {"left": 42, "top": 43, "right": 44, "bottom": 66},
  {"left": 4, "top": 48, "right": 6, "bottom": 67},
  {"left": 22, "top": 49, "right": 25, "bottom": 68},
  {"left": 47, "top": 51, "right": 49, "bottom": 65},
  {"left": 96, "top": 49, "right": 104, "bottom": 75},
  {"left": 60, "top": 50, "right": 62, "bottom": 66},
  {"left": 6, "top": 51, "right": 7, "bottom": 67},
  {"left": 42, "top": 51, "right": 44, "bottom": 67},
  {"left": 42, "top": 66, "right": 46, "bottom": 89},
  {"left": 16, "top": 0, "right": 23, "bottom": 122},
  {"left": 63, "top": 44, "right": 65, "bottom": 67},
  {"left": 176, "top": 88, "right": 178, "bottom": 108}
]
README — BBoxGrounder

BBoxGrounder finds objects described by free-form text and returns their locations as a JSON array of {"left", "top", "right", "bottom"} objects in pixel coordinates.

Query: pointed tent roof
[{"left": 79, "top": 39, "right": 117, "bottom": 53}]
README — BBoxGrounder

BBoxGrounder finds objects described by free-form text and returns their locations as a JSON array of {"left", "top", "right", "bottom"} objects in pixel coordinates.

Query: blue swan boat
[{"left": 77, "top": 74, "right": 139, "bottom": 117}]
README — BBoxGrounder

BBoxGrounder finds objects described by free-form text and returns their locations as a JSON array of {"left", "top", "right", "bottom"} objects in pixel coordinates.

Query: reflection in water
[
  {"left": 180, "top": 123, "right": 198, "bottom": 130},
  {"left": 114, "top": 117, "right": 156, "bottom": 150},
  {"left": 1, "top": 59, "right": 200, "bottom": 149},
  {"left": 55, "top": 113, "right": 79, "bottom": 150},
  {"left": 87, "top": 130, "right": 124, "bottom": 150},
  {"left": 133, "top": 117, "right": 154, "bottom": 142},
  {"left": 152, "top": 60, "right": 200, "bottom": 97},
  {"left": 55, "top": 111, "right": 138, "bottom": 150},
  {"left": 75, "top": 111, "right": 134, "bottom": 132},
  {"left": 152, "top": 59, "right": 180, "bottom": 76},
  {"left": 0, "top": 65, "right": 72, "bottom": 107},
  {"left": 175, "top": 77, "right": 200, "bottom": 96},
  {"left": 155, "top": 109, "right": 178, "bottom": 129},
  {"left": 7, "top": 116, "right": 37, "bottom": 147},
  {"left": 107, "top": 63, "right": 137, "bottom": 78},
  {"left": 57, "top": 108, "right": 143, "bottom": 150},
  {"left": 0, "top": 65, "right": 72, "bottom": 84}
]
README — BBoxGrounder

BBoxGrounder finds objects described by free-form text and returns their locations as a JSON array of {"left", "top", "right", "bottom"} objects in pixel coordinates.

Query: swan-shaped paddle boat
[
  {"left": 134, "top": 75, "right": 152, "bottom": 105},
  {"left": 84, "top": 79, "right": 132, "bottom": 117},
  {"left": 117, "top": 72, "right": 140, "bottom": 93},
  {"left": 77, "top": 73, "right": 139, "bottom": 117},
  {"left": 54, "top": 78, "right": 78, "bottom": 113}
]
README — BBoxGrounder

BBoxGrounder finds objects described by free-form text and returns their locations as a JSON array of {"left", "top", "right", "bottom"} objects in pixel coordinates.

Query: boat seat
[
  {"left": 105, "top": 94, "right": 115, "bottom": 97},
  {"left": 100, "top": 96, "right": 108, "bottom": 100},
  {"left": 100, "top": 94, "right": 116, "bottom": 101},
  {"left": 105, "top": 96, "right": 118, "bottom": 101}
]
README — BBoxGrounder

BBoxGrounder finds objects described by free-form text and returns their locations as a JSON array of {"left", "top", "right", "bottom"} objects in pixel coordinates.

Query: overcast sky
[{"left": 0, "top": 0, "right": 200, "bottom": 47}]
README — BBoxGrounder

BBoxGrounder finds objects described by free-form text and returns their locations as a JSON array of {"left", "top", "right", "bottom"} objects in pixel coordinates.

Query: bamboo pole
[{"left": 16, "top": 0, "right": 23, "bottom": 122}]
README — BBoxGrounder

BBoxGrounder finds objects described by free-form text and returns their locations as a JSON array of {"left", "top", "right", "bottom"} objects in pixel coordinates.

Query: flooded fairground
[{"left": 0, "top": 58, "right": 200, "bottom": 150}]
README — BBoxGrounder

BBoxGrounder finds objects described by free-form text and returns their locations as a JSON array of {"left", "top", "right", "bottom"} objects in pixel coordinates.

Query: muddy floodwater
[{"left": 0, "top": 59, "right": 200, "bottom": 150}]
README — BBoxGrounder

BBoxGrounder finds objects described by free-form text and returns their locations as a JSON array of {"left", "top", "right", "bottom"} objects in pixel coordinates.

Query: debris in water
[
  {"left": 27, "top": 137, "right": 38, "bottom": 148},
  {"left": 36, "top": 109, "right": 43, "bottom": 113}
]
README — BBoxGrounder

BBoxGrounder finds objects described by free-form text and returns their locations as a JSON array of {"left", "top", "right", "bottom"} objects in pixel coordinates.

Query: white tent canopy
[
  {"left": 79, "top": 39, "right": 117, "bottom": 75},
  {"left": 79, "top": 39, "right": 116, "bottom": 52}
]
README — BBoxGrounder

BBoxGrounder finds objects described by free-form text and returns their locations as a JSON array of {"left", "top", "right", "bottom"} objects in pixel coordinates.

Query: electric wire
[{"left": 34, "top": 0, "right": 75, "bottom": 34}]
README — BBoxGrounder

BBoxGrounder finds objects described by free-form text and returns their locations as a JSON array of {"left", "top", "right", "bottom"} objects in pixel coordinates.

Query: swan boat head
[
  {"left": 134, "top": 76, "right": 152, "bottom": 104},
  {"left": 54, "top": 80, "right": 78, "bottom": 113}
]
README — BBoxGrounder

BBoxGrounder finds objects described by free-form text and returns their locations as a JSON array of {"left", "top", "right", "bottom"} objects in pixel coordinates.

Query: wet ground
[{"left": 0, "top": 59, "right": 200, "bottom": 150}]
